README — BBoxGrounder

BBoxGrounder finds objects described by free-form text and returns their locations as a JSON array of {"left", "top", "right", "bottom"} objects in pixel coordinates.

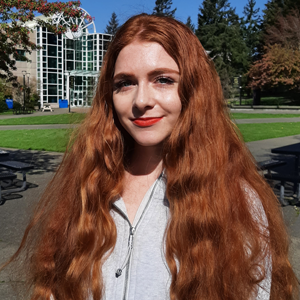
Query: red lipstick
[{"left": 132, "top": 117, "right": 163, "bottom": 127}]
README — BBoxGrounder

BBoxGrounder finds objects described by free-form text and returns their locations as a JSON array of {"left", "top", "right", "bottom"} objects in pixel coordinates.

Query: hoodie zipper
[{"left": 112, "top": 174, "right": 162, "bottom": 300}]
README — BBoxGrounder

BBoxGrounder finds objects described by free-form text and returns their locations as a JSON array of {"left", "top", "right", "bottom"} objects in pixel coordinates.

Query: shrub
[
  {"left": 13, "top": 101, "right": 22, "bottom": 109},
  {"left": 0, "top": 100, "right": 8, "bottom": 113}
]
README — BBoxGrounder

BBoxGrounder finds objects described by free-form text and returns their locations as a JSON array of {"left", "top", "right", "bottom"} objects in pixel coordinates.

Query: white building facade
[{"left": 15, "top": 8, "right": 112, "bottom": 108}]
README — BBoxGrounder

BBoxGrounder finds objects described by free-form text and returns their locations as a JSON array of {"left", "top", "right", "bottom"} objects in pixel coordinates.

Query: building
[{"left": 14, "top": 8, "right": 112, "bottom": 108}]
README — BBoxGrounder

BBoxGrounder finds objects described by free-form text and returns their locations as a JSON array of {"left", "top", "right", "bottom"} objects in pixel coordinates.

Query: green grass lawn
[
  {"left": 231, "top": 113, "right": 300, "bottom": 119},
  {"left": 0, "top": 122, "right": 299, "bottom": 152},
  {"left": 237, "top": 122, "right": 300, "bottom": 142},
  {"left": 0, "top": 110, "right": 14, "bottom": 115},
  {"left": 0, "top": 113, "right": 86, "bottom": 125},
  {"left": 0, "top": 129, "right": 71, "bottom": 152}
]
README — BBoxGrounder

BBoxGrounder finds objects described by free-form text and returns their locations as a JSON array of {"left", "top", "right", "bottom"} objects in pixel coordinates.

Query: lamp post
[
  {"left": 27, "top": 72, "right": 30, "bottom": 86},
  {"left": 22, "top": 70, "right": 26, "bottom": 107}
]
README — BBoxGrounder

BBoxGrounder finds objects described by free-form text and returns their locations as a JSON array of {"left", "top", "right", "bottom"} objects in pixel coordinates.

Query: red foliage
[{"left": 248, "top": 44, "right": 300, "bottom": 89}]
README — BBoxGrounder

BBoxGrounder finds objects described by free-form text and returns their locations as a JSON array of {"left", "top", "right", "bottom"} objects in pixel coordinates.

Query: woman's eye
[
  {"left": 113, "top": 80, "right": 132, "bottom": 92},
  {"left": 156, "top": 77, "right": 174, "bottom": 85}
]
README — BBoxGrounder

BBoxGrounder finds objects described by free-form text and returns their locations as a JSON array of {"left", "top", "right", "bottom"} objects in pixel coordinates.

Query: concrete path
[{"left": 235, "top": 117, "right": 300, "bottom": 124}]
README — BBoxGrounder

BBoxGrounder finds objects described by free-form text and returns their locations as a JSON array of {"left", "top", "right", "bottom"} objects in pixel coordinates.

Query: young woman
[{"left": 4, "top": 14, "right": 298, "bottom": 300}]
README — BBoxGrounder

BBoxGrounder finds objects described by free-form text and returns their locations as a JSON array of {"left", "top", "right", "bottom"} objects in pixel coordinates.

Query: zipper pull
[{"left": 115, "top": 226, "right": 136, "bottom": 278}]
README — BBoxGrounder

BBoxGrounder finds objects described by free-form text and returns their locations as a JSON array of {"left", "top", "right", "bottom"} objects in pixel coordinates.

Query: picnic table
[
  {"left": 0, "top": 150, "right": 9, "bottom": 161},
  {"left": 263, "top": 143, "right": 300, "bottom": 205},
  {"left": 0, "top": 160, "right": 34, "bottom": 203}
]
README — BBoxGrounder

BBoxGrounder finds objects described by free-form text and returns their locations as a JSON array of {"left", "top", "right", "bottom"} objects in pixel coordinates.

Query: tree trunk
[{"left": 252, "top": 88, "right": 261, "bottom": 105}]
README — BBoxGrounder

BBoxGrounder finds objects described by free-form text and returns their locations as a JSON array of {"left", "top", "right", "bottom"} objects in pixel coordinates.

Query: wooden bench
[{"left": 0, "top": 172, "right": 17, "bottom": 204}]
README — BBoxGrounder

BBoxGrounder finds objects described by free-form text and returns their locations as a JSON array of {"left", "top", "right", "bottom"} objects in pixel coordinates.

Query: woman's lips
[{"left": 132, "top": 117, "right": 163, "bottom": 127}]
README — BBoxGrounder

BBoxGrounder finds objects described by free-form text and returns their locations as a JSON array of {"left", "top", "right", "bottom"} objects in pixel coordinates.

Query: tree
[
  {"left": 265, "top": 9, "right": 300, "bottom": 49},
  {"left": 248, "top": 44, "right": 300, "bottom": 90},
  {"left": 186, "top": 16, "right": 195, "bottom": 32},
  {"left": 0, "top": 0, "right": 83, "bottom": 81},
  {"left": 105, "top": 12, "right": 119, "bottom": 35},
  {"left": 241, "top": 0, "right": 261, "bottom": 61},
  {"left": 196, "top": 0, "right": 248, "bottom": 98},
  {"left": 263, "top": 0, "right": 300, "bottom": 27},
  {"left": 152, "top": 0, "right": 176, "bottom": 18}
]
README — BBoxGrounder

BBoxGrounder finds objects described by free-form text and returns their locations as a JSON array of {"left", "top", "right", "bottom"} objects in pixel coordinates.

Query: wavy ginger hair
[{"left": 4, "top": 14, "right": 299, "bottom": 300}]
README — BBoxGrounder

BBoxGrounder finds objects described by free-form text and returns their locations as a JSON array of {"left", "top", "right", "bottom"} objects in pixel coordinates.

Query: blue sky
[{"left": 79, "top": 0, "right": 269, "bottom": 34}]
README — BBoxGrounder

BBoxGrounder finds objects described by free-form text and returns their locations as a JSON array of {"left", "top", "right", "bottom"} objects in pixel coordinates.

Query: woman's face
[{"left": 112, "top": 41, "right": 182, "bottom": 147}]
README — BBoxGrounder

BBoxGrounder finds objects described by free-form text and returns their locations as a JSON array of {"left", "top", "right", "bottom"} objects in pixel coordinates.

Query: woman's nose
[{"left": 133, "top": 83, "right": 155, "bottom": 112}]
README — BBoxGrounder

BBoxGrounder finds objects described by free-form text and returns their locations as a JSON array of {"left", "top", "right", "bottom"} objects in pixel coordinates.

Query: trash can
[
  {"left": 5, "top": 99, "right": 13, "bottom": 109},
  {"left": 59, "top": 99, "right": 68, "bottom": 108}
]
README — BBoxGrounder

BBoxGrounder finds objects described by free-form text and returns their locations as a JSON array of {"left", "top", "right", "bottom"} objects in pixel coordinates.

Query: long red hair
[{"left": 2, "top": 14, "right": 298, "bottom": 300}]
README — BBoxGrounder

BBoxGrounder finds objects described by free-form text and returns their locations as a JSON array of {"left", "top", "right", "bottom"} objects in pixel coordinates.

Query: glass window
[
  {"left": 58, "top": 74, "right": 62, "bottom": 78},
  {"left": 43, "top": 96, "right": 47, "bottom": 101},
  {"left": 37, "top": 27, "right": 40, "bottom": 32},
  {"left": 88, "top": 41, "right": 93, "bottom": 50},
  {"left": 48, "top": 96, "right": 57, "bottom": 103},
  {"left": 48, "top": 45, "right": 57, "bottom": 56},
  {"left": 43, "top": 39, "right": 47, "bottom": 44},
  {"left": 48, "top": 57, "right": 57, "bottom": 68},
  {"left": 58, "top": 40, "right": 62, "bottom": 45},
  {"left": 67, "top": 50, "right": 74, "bottom": 60},
  {"left": 104, "top": 35, "right": 111, "bottom": 40},
  {"left": 88, "top": 63, "right": 93, "bottom": 70},
  {"left": 42, "top": 32, "right": 46, "bottom": 37},
  {"left": 47, "top": 34, "right": 57, "bottom": 45},
  {"left": 88, "top": 35, "right": 93, "bottom": 40},
  {"left": 37, "top": 63, "right": 40, "bottom": 68},
  {"left": 75, "top": 77, "right": 82, "bottom": 85},
  {"left": 43, "top": 79, "right": 47, "bottom": 83},
  {"left": 48, "top": 73, "right": 57, "bottom": 84},
  {"left": 58, "top": 58, "right": 62, "bottom": 63},
  {"left": 76, "top": 51, "right": 83, "bottom": 60},
  {"left": 48, "top": 86, "right": 57, "bottom": 95},
  {"left": 16, "top": 49, "right": 26, "bottom": 61},
  {"left": 67, "top": 61, "right": 74, "bottom": 70},
  {"left": 88, "top": 52, "right": 93, "bottom": 61},
  {"left": 58, "top": 46, "right": 62, "bottom": 51},
  {"left": 66, "top": 39, "right": 74, "bottom": 49},
  {"left": 75, "top": 62, "right": 82, "bottom": 70},
  {"left": 59, "top": 79, "right": 62, "bottom": 84},
  {"left": 43, "top": 63, "right": 47, "bottom": 68},
  {"left": 58, "top": 52, "right": 62, "bottom": 57},
  {"left": 43, "top": 84, "right": 47, "bottom": 89}
]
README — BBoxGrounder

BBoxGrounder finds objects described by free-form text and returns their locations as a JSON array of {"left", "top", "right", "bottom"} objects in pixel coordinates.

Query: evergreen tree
[
  {"left": 186, "top": 16, "right": 195, "bottom": 32},
  {"left": 263, "top": 0, "right": 300, "bottom": 27},
  {"left": 152, "top": 0, "right": 177, "bottom": 18},
  {"left": 196, "top": 0, "right": 248, "bottom": 98},
  {"left": 241, "top": 0, "right": 261, "bottom": 61},
  {"left": 105, "top": 12, "right": 119, "bottom": 35}
]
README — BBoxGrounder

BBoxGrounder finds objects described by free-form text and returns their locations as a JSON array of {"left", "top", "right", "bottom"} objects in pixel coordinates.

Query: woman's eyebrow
[
  {"left": 148, "top": 68, "right": 180, "bottom": 77},
  {"left": 113, "top": 73, "right": 134, "bottom": 81}
]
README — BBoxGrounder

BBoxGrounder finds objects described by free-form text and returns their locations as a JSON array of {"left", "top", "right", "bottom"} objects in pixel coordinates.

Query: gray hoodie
[{"left": 101, "top": 175, "right": 271, "bottom": 300}]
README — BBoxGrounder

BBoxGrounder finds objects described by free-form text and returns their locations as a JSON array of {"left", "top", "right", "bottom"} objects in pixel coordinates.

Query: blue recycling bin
[
  {"left": 5, "top": 99, "right": 13, "bottom": 109},
  {"left": 59, "top": 99, "right": 68, "bottom": 108}
]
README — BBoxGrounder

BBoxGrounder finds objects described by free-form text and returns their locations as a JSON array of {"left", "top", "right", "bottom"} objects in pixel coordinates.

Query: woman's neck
[{"left": 127, "top": 143, "right": 163, "bottom": 177}]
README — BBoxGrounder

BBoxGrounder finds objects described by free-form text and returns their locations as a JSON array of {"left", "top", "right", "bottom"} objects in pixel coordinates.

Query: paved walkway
[{"left": 0, "top": 108, "right": 299, "bottom": 298}]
